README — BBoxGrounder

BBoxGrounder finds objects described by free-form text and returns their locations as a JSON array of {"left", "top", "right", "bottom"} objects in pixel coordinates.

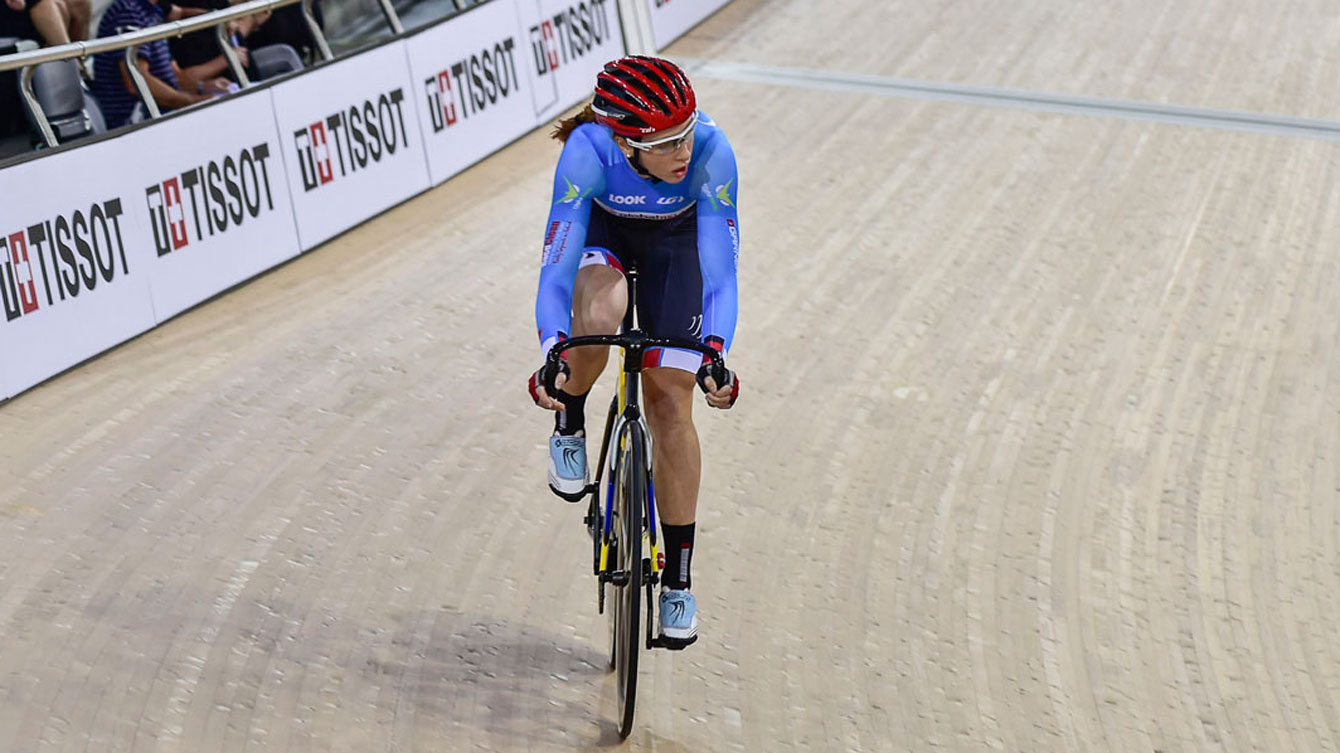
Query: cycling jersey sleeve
[
  {"left": 535, "top": 129, "right": 606, "bottom": 361},
  {"left": 695, "top": 133, "right": 741, "bottom": 356}
]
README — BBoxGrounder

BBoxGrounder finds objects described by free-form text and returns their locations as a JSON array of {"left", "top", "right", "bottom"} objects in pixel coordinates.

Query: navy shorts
[{"left": 579, "top": 204, "right": 703, "bottom": 371}]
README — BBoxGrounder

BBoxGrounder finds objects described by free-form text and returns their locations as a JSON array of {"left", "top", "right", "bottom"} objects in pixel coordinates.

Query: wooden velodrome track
[{"left": 4, "top": 0, "right": 1340, "bottom": 750}]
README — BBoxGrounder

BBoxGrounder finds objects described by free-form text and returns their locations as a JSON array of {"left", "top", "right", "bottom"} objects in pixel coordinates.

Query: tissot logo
[
  {"left": 293, "top": 88, "right": 411, "bottom": 192},
  {"left": 425, "top": 37, "right": 520, "bottom": 133},
  {"left": 0, "top": 199, "right": 129, "bottom": 323},
  {"left": 528, "top": 0, "right": 611, "bottom": 77},
  {"left": 145, "top": 144, "right": 277, "bottom": 257}
]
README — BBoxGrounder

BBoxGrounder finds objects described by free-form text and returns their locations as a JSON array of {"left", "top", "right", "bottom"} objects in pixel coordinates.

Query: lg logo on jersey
[{"left": 606, "top": 195, "right": 686, "bottom": 206}]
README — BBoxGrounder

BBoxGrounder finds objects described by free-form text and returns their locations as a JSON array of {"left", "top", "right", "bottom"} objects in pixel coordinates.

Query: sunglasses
[{"left": 626, "top": 115, "right": 697, "bottom": 155}]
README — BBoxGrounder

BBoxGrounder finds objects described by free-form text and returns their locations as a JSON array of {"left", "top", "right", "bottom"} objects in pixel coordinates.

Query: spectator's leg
[{"left": 27, "top": 0, "right": 72, "bottom": 46}]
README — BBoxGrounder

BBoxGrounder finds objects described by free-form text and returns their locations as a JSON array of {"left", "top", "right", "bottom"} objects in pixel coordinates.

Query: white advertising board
[
  {"left": 513, "top": 0, "right": 625, "bottom": 125},
  {"left": 0, "top": 137, "right": 158, "bottom": 400},
  {"left": 405, "top": 0, "right": 537, "bottom": 185},
  {"left": 269, "top": 41, "right": 431, "bottom": 250},
  {"left": 130, "top": 90, "right": 301, "bottom": 320},
  {"left": 645, "top": 0, "right": 729, "bottom": 50},
  {"left": 0, "top": 0, "right": 642, "bottom": 401}
]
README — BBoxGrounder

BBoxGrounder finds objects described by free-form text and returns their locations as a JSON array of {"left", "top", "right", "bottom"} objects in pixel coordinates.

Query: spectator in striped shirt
[{"left": 90, "top": 0, "right": 231, "bottom": 129}]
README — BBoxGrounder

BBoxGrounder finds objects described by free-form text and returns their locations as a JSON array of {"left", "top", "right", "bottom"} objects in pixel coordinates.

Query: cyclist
[{"left": 528, "top": 56, "right": 741, "bottom": 646}]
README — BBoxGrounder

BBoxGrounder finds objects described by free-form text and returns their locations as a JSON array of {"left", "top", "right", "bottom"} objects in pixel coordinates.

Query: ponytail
[{"left": 552, "top": 103, "right": 598, "bottom": 142}]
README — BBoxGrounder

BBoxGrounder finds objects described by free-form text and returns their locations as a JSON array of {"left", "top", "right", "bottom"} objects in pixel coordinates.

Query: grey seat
[
  {"left": 250, "top": 43, "right": 304, "bottom": 81},
  {"left": 83, "top": 87, "right": 106, "bottom": 134},
  {"left": 17, "top": 59, "right": 96, "bottom": 146}
]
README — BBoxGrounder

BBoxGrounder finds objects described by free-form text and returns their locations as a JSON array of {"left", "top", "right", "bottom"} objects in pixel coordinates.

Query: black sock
[
  {"left": 553, "top": 389, "right": 587, "bottom": 436},
  {"left": 661, "top": 523, "right": 695, "bottom": 590}
]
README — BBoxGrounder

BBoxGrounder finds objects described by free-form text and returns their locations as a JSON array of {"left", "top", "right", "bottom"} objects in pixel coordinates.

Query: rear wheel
[{"left": 608, "top": 424, "right": 643, "bottom": 739}]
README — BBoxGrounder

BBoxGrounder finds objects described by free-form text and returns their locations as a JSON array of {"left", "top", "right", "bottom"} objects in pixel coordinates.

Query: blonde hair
[{"left": 552, "top": 103, "right": 597, "bottom": 142}]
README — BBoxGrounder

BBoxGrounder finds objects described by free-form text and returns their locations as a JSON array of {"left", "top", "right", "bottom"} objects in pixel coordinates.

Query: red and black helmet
[{"left": 591, "top": 56, "right": 697, "bottom": 138}]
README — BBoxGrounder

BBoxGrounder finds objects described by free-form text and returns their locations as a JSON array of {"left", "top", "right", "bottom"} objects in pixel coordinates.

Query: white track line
[{"left": 682, "top": 58, "right": 1340, "bottom": 141}]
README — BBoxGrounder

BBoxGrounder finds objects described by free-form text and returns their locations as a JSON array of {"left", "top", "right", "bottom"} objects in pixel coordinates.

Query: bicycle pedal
[
  {"left": 652, "top": 634, "right": 697, "bottom": 651},
  {"left": 549, "top": 483, "right": 587, "bottom": 503}
]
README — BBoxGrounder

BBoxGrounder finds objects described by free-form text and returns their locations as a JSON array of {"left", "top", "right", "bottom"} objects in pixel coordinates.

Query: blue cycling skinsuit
[{"left": 535, "top": 112, "right": 740, "bottom": 372}]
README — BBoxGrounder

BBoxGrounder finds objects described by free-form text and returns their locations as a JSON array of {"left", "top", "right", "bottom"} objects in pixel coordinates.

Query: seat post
[
  {"left": 624, "top": 265, "right": 639, "bottom": 333},
  {"left": 623, "top": 265, "right": 642, "bottom": 398}
]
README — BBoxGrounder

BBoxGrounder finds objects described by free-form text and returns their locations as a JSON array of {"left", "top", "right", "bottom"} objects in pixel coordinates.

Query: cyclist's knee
[
  {"left": 573, "top": 266, "right": 627, "bottom": 335},
  {"left": 643, "top": 369, "right": 695, "bottom": 427}
]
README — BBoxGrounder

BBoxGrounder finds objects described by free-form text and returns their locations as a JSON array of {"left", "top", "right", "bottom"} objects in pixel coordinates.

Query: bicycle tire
[{"left": 608, "top": 423, "right": 644, "bottom": 739}]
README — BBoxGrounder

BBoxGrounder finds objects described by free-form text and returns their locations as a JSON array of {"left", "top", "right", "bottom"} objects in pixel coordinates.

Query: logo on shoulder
[
  {"left": 706, "top": 177, "right": 735, "bottom": 210},
  {"left": 557, "top": 176, "right": 592, "bottom": 207}
]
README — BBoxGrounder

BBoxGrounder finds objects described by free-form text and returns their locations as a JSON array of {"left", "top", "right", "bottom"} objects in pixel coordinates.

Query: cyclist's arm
[
  {"left": 695, "top": 132, "right": 740, "bottom": 357},
  {"left": 535, "top": 129, "right": 606, "bottom": 361}
]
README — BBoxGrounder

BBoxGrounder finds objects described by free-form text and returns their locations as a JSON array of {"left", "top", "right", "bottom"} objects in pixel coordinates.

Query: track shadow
[{"left": 364, "top": 607, "right": 632, "bottom": 750}]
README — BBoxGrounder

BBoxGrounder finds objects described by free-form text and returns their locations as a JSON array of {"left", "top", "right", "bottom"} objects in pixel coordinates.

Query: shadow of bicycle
[{"left": 363, "top": 607, "right": 647, "bottom": 750}]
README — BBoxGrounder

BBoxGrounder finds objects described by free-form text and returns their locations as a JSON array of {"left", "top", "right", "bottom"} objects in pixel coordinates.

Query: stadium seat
[
  {"left": 83, "top": 87, "right": 106, "bottom": 134},
  {"left": 17, "top": 59, "right": 96, "bottom": 146},
  {"left": 251, "top": 43, "right": 304, "bottom": 81}
]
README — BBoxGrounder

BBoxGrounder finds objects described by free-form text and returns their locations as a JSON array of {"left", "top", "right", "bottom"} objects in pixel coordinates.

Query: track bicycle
[{"left": 540, "top": 265, "right": 729, "bottom": 740}]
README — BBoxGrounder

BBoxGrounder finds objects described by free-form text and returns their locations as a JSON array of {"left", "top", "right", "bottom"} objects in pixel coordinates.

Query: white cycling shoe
[
  {"left": 548, "top": 433, "right": 587, "bottom": 502},
  {"left": 658, "top": 588, "right": 698, "bottom": 646}
]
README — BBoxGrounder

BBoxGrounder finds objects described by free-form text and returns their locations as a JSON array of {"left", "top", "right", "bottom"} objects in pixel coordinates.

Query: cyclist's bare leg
[
  {"left": 642, "top": 368, "right": 700, "bottom": 526},
  {"left": 565, "top": 265, "right": 627, "bottom": 396}
]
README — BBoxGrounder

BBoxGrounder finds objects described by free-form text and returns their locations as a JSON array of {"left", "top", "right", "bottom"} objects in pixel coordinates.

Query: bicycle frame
[
  {"left": 541, "top": 265, "right": 727, "bottom": 737},
  {"left": 543, "top": 267, "right": 726, "bottom": 587}
]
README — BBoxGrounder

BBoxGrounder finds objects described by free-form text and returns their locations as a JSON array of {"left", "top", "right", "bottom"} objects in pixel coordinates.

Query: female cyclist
[{"left": 527, "top": 55, "right": 741, "bottom": 646}]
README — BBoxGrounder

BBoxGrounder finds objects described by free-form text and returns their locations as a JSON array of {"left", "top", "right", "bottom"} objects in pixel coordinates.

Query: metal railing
[{"left": 0, "top": 0, "right": 476, "bottom": 149}]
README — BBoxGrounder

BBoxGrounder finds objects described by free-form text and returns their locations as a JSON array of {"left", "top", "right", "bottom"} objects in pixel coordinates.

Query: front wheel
[{"left": 608, "top": 423, "right": 644, "bottom": 739}]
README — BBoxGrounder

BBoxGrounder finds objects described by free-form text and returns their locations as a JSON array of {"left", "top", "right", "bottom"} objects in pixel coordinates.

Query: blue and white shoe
[
  {"left": 658, "top": 589, "right": 698, "bottom": 645},
  {"left": 548, "top": 433, "right": 587, "bottom": 502}
]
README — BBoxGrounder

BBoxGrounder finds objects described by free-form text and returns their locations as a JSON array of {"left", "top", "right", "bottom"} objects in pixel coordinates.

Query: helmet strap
[{"left": 628, "top": 146, "right": 661, "bottom": 184}]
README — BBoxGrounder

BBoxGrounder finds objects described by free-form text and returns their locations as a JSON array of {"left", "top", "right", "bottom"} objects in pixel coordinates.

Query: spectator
[
  {"left": 1, "top": 0, "right": 91, "bottom": 47},
  {"left": 90, "top": 0, "right": 229, "bottom": 129},
  {"left": 1, "top": 0, "right": 90, "bottom": 139},
  {"left": 169, "top": 1, "right": 263, "bottom": 86},
  {"left": 244, "top": 0, "right": 321, "bottom": 63}
]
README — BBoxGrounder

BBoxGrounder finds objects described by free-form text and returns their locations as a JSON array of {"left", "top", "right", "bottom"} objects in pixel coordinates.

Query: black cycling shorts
[{"left": 579, "top": 203, "right": 703, "bottom": 371}]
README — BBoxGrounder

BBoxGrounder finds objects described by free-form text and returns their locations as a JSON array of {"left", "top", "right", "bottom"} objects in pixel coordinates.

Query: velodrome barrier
[
  {"left": 0, "top": 0, "right": 731, "bottom": 401},
  {"left": 644, "top": 0, "right": 733, "bottom": 50}
]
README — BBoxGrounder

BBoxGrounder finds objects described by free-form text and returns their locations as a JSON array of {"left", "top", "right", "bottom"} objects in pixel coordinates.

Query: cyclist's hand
[
  {"left": 528, "top": 360, "right": 570, "bottom": 411},
  {"left": 696, "top": 365, "right": 740, "bottom": 409}
]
